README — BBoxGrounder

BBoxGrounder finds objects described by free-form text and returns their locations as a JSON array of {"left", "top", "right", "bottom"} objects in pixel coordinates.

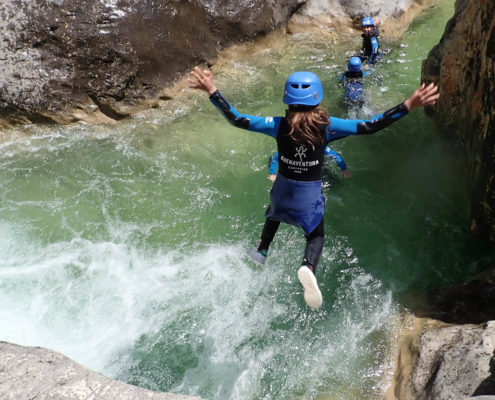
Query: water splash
[{"left": 0, "top": 2, "right": 481, "bottom": 399}]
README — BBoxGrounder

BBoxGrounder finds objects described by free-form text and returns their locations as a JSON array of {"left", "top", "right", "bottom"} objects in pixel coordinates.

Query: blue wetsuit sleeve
[
  {"left": 326, "top": 102, "right": 409, "bottom": 142},
  {"left": 324, "top": 147, "right": 347, "bottom": 170},
  {"left": 326, "top": 148, "right": 347, "bottom": 170},
  {"left": 209, "top": 90, "right": 281, "bottom": 137},
  {"left": 268, "top": 152, "right": 279, "bottom": 175},
  {"left": 363, "top": 70, "right": 372, "bottom": 77},
  {"left": 338, "top": 72, "right": 345, "bottom": 83},
  {"left": 368, "top": 37, "right": 380, "bottom": 64}
]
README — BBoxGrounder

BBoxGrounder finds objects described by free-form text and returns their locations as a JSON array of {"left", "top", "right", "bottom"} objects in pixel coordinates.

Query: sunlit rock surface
[
  {"left": 385, "top": 319, "right": 495, "bottom": 400},
  {"left": 0, "top": 0, "right": 303, "bottom": 125},
  {"left": 421, "top": 0, "right": 495, "bottom": 242},
  {"left": 0, "top": 341, "right": 202, "bottom": 400}
]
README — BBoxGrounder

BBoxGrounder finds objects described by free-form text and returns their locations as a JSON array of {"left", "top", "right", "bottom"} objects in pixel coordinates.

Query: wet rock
[
  {"left": 0, "top": 0, "right": 303, "bottom": 125},
  {"left": 421, "top": 0, "right": 495, "bottom": 242},
  {"left": 0, "top": 341, "right": 202, "bottom": 400}
]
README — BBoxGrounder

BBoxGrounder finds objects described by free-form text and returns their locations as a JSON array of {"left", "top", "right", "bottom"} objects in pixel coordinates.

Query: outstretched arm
[
  {"left": 403, "top": 82, "right": 439, "bottom": 111},
  {"left": 188, "top": 66, "right": 217, "bottom": 94},
  {"left": 188, "top": 66, "right": 281, "bottom": 137},
  {"left": 327, "top": 82, "right": 439, "bottom": 141},
  {"left": 325, "top": 147, "right": 352, "bottom": 178}
]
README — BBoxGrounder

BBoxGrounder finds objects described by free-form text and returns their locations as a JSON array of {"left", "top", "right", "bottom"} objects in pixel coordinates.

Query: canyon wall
[{"left": 421, "top": 0, "right": 495, "bottom": 242}]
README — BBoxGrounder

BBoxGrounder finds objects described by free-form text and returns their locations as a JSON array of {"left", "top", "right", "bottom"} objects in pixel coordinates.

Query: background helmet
[
  {"left": 361, "top": 17, "right": 374, "bottom": 27},
  {"left": 348, "top": 57, "right": 362, "bottom": 72},
  {"left": 283, "top": 71, "right": 323, "bottom": 106}
]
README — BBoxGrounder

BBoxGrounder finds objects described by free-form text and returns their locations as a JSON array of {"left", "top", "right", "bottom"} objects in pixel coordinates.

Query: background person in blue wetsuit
[
  {"left": 360, "top": 17, "right": 381, "bottom": 64},
  {"left": 188, "top": 66, "right": 438, "bottom": 309},
  {"left": 268, "top": 147, "right": 351, "bottom": 183},
  {"left": 338, "top": 56, "right": 371, "bottom": 106}
]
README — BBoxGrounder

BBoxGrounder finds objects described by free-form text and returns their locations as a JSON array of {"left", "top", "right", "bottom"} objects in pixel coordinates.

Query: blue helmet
[
  {"left": 348, "top": 57, "right": 362, "bottom": 72},
  {"left": 361, "top": 17, "right": 374, "bottom": 27},
  {"left": 283, "top": 71, "right": 323, "bottom": 106}
]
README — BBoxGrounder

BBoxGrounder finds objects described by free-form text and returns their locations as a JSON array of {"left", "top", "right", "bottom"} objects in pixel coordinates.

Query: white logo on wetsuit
[
  {"left": 279, "top": 145, "right": 319, "bottom": 174},
  {"left": 294, "top": 146, "right": 307, "bottom": 161}
]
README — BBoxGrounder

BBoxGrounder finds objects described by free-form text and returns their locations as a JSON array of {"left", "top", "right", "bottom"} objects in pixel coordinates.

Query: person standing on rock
[{"left": 188, "top": 66, "right": 439, "bottom": 309}]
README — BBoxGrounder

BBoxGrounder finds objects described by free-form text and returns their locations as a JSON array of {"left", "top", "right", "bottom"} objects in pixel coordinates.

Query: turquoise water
[{"left": 1, "top": 1, "right": 493, "bottom": 399}]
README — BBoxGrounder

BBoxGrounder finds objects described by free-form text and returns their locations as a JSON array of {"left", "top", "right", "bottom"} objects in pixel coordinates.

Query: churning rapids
[{"left": 2, "top": 0, "right": 491, "bottom": 399}]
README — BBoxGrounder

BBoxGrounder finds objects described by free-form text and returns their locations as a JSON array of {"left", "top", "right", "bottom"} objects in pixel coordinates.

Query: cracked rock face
[{"left": 0, "top": 0, "right": 303, "bottom": 124}]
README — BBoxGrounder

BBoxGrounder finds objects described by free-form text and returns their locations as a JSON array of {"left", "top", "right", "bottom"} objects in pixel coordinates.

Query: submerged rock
[
  {"left": 0, "top": 341, "right": 202, "bottom": 400},
  {"left": 421, "top": 0, "right": 495, "bottom": 242},
  {"left": 413, "top": 268, "right": 495, "bottom": 325}
]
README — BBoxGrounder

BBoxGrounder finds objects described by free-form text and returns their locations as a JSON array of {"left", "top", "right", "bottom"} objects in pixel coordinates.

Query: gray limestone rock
[
  {"left": 387, "top": 320, "right": 495, "bottom": 400},
  {"left": 0, "top": 341, "right": 202, "bottom": 400}
]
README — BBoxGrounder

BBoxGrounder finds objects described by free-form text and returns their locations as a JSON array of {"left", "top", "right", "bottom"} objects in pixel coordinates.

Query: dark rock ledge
[{"left": 0, "top": 0, "right": 304, "bottom": 127}]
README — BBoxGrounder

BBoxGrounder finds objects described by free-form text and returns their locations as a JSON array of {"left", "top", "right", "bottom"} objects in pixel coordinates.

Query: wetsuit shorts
[{"left": 265, "top": 173, "right": 325, "bottom": 235}]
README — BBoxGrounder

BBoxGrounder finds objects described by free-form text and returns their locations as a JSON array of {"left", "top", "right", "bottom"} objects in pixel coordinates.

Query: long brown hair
[{"left": 286, "top": 105, "right": 329, "bottom": 149}]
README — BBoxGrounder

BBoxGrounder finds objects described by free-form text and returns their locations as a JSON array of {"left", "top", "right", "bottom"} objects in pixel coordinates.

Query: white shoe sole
[{"left": 297, "top": 266, "right": 323, "bottom": 309}]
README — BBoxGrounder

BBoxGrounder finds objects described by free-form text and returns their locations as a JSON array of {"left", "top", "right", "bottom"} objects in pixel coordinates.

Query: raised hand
[
  {"left": 404, "top": 82, "right": 440, "bottom": 111},
  {"left": 188, "top": 66, "right": 217, "bottom": 95}
]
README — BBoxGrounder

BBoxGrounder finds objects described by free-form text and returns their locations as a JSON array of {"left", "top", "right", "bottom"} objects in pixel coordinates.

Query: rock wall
[
  {"left": 385, "top": 318, "right": 495, "bottom": 400},
  {"left": 421, "top": 0, "right": 495, "bottom": 242},
  {"left": 390, "top": 1, "right": 495, "bottom": 397},
  {"left": 0, "top": 0, "right": 303, "bottom": 125},
  {"left": 385, "top": 269, "right": 495, "bottom": 399},
  {"left": 0, "top": 341, "right": 202, "bottom": 400}
]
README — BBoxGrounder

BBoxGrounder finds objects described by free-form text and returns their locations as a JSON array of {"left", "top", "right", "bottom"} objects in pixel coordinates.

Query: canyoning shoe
[
  {"left": 297, "top": 266, "right": 323, "bottom": 309},
  {"left": 246, "top": 247, "right": 267, "bottom": 265}
]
